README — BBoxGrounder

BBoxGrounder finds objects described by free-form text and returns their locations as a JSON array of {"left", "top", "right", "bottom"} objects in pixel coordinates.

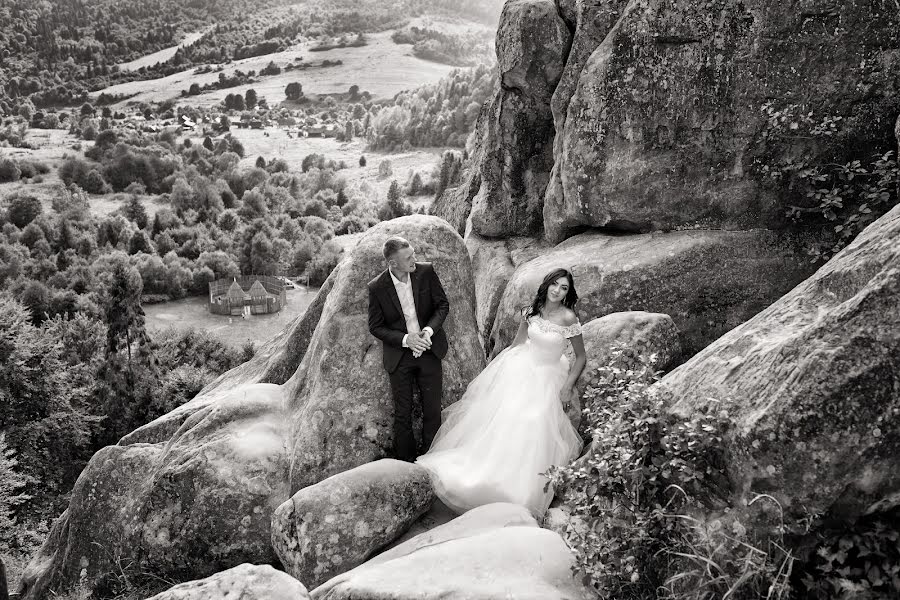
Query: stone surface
[
  {"left": 311, "top": 503, "right": 594, "bottom": 600},
  {"left": 272, "top": 460, "right": 434, "bottom": 590},
  {"left": 145, "top": 564, "right": 309, "bottom": 600},
  {"left": 281, "top": 216, "right": 486, "bottom": 493},
  {"left": 18, "top": 215, "right": 485, "bottom": 600},
  {"left": 122, "top": 270, "right": 339, "bottom": 446},
  {"left": 562, "top": 311, "right": 681, "bottom": 429},
  {"left": 543, "top": 1, "right": 900, "bottom": 242},
  {"left": 659, "top": 203, "right": 900, "bottom": 531},
  {"left": 490, "top": 228, "right": 815, "bottom": 359},
  {"left": 465, "top": 233, "right": 548, "bottom": 354},
  {"left": 466, "top": 0, "right": 572, "bottom": 238}
]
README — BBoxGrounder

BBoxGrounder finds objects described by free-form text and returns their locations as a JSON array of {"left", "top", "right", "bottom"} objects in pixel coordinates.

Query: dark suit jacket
[{"left": 367, "top": 262, "right": 450, "bottom": 373}]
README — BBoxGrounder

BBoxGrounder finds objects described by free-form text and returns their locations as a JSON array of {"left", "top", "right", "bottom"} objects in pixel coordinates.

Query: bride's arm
[
  {"left": 508, "top": 311, "right": 529, "bottom": 348},
  {"left": 563, "top": 334, "right": 587, "bottom": 390},
  {"left": 560, "top": 309, "right": 587, "bottom": 405}
]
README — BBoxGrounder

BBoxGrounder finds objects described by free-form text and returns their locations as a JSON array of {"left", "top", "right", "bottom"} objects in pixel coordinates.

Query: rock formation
[
  {"left": 659, "top": 203, "right": 900, "bottom": 531},
  {"left": 544, "top": 0, "right": 900, "bottom": 242},
  {"left": 310, "top": 503, "right": 595, "bottom": 600},
  {"left": 489, "top": 228, "right": 813, "bottom": 357},
  {"left": 433, "top": 0, "right": 900, "bottom": 243},
  {"left": 272, "top": 460, "right": 433, "bottom": 589},
  {"left": 18, "top": 216, "right": 485, "bottom": 599},
  {"left": 462, "top": 0, "right": 572, "bottom": 238},
  {"left": 431, "top": 0, "right": 898, "bottom": 366},
  {"left": 145, "top": 564, "right": 309, "bottom": 600}
]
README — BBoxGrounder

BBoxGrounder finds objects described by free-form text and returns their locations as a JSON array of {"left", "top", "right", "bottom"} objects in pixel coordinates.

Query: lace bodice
[
  {"left": 527, "top": 314, "right": 583, "bottom": 338},
  {"left": 522, "top": 312, "right": 582, "bottom": 364}
]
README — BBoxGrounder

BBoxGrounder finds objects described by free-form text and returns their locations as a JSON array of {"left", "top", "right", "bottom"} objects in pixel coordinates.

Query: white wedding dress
[{"left": 416, "top": 313, "right": 584, "bottom": 516}]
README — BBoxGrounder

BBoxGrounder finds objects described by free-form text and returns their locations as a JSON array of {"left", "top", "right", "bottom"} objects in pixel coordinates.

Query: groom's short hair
[{"left": 382, "top": 236, "right": 411, "bottom": 260}]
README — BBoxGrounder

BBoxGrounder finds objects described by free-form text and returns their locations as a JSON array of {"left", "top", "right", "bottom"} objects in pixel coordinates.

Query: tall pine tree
[{"left": 97, "top": 256, "right": 158, "bottom": 445}]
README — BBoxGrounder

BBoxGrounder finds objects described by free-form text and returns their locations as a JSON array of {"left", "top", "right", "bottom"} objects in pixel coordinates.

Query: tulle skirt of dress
[{"left": 416, "top": 342, "right": 583, "bottom": 516}]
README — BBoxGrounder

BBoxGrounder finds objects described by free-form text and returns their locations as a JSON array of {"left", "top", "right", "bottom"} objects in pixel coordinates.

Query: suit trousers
[{"left": 388, "top": 348, "right": 443, "bottom": 461}]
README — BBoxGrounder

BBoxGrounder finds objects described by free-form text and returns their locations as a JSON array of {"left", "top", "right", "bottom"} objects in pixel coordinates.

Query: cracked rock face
[
  {"left": 440, "top": 0, "right": 900, "bottom": 243},
  {"left": 658, "top": 204, "right": 900, "bottom": 531},
  {"left": 545, "top": 0, "right": 900, "bottom": 241},
  {"left": 18, "top": 216, "right": 484, "bottom": 600},
  {"left": 464, "top": 0, "right": 572, "bottom": 238}
]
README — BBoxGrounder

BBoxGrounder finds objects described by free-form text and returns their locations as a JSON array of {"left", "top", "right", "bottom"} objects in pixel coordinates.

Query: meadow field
[{"left": 96, "top": 23, "right": 481, "bottom": 108}]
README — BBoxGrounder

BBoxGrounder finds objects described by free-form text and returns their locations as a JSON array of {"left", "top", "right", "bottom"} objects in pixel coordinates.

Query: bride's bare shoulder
[{"left": 560, "top": 308, "right": 578, "bottom": 324}]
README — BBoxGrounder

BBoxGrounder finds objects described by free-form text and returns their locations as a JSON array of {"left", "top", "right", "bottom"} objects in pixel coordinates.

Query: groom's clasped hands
[{"left": 408, "top": 330, "right": 432, "bottom": 358}]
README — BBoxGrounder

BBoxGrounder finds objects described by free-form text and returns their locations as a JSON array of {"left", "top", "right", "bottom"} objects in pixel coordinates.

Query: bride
[{"left": 416, "top": 268, "right": 586, "bottom": 516}]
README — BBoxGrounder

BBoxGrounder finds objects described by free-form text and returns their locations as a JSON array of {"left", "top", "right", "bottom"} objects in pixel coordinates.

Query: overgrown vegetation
[
  {"left": 548, "top": 346, "right": 794, "bottom": 600},
  {"left": 549, "top": 346, "right": 900, "bottom": 600},
  {"left": 756, "top": 101, "right": 899, "bottom": 262}
]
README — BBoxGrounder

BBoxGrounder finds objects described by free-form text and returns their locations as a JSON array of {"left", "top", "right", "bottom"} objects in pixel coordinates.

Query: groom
[{"left": 368, "top": 236, "right": 450, "bottom": 462}]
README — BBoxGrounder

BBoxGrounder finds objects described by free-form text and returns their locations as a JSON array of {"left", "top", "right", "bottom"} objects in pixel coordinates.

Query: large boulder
[
  {"left": 311, "top": 503, "right": 594, "bottom": 600},
  {"left": 122, "top": 269, "right": 339, "bottom": 446},
  {"left": 145, "top": 564, "right": 309, "bottom": 600},
  {"left": 543, "top": 0, "right": 900, "bottom": 242},
  {"left": 466, "top": 0, "right": 572, "bottom": 238},
  {"left": 659, "top": 203, "right": 900, "bottom": 531},
  {"left": 562, "top": 311, "right": 681, "bottom": 429},
  {"left": 271, "top": 460, "right": 433, "bottom": 589},
  {"left": 465, "top": 233, "right": 548, "bottom": 354},
  {"left": 19, "top": 215, "right": 485, "bottom": 600},
  {"left": 19, "top": 384, "right": 291, "bottom": 600},
  {"left": 571, "top": 311, "right": 681, "bottom": 387},
  {"left": 490, "top": 228, "right": 815, "bottom": 358},
  {"left": 281, "top": 216, "right": 485, "bottom": 492}
]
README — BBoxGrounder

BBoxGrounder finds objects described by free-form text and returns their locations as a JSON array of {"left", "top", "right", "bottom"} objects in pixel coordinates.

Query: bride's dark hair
[{"left": 523, "top": 268, "right": 578, "bottom": 319}]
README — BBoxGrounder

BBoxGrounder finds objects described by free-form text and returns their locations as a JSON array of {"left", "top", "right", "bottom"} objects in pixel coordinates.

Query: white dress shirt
[{"left": 389, "top": 269, "right": 433, "bottom": 350}]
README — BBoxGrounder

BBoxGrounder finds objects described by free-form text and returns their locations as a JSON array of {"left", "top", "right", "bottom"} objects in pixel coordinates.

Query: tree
[
  {"left": 128, "top": 230, "right": 153, "bottom": 255},
  {"left": 7, "top": 195, "right": 42, "bottom": 227},
  {"left": 97, "top": 256, "right": 158, "bottom": 445},
  {"left": 79, "top": 102, "right": 94, "bottom": 117},
  {"left": 21, "top": 281, "right": 50, "bottom": 325},
  {"left": 0, "top": 159, "right": 20, "bottom": 183},
  {"left": 285, "top": 82, "right": 303, "bottom": 101},
  {"left": 245, "top": 89, "right": 258, "bottom": 109},
  {"left": 0, "top": 433, "right": 31, "bottom": 547},
  {"left": 436, "top": 152, "right": 453, "bottom": 198},
  {"left": 255, "top": 156, "right": 267, "bottom": 169},
  {"left": 203, "top": 136, "right": 215, "bottom": 151},
  {"left": 124, "top": 195, "right": 149, "bottom": 229},
  {"left": 387, "top": 179, "right": 402, "bottom": 204},
  {"left": 359, "top": 155, "right": 367, "bottom": 167},
  {"left": 378, "top": 180, "right": 412, "bottom": 221},
  {"left": 409, "top": 172, "right": 423, "bottom": 195}
]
